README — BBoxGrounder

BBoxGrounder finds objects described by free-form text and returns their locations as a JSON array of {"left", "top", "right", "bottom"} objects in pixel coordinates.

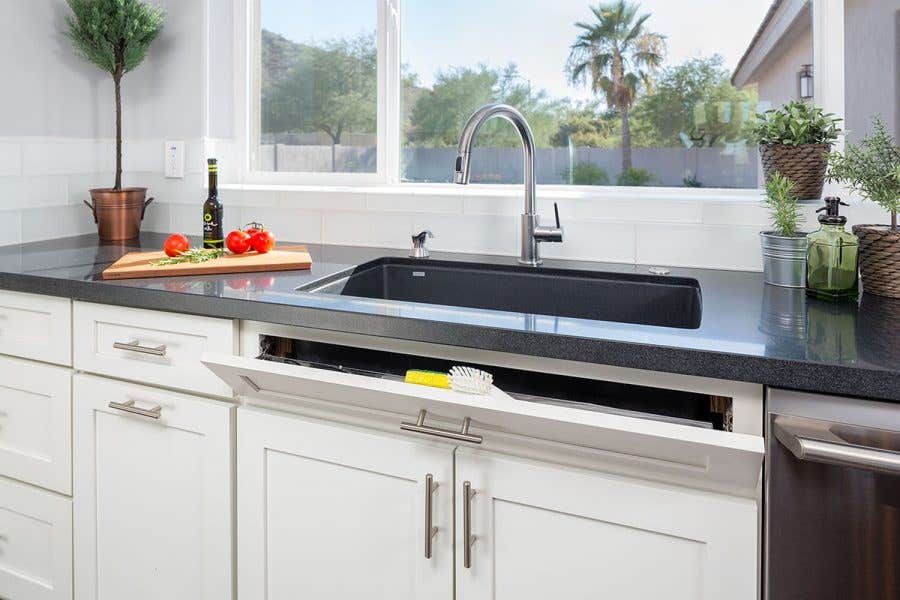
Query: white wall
[{"left": 0, "top": 0, "right": 204, "bottom": 244}]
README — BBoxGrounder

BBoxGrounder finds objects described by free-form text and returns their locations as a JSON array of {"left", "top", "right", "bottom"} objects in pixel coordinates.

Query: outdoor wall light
[{"left": 798, "top": 64, "right": 814, "bottom": 100}]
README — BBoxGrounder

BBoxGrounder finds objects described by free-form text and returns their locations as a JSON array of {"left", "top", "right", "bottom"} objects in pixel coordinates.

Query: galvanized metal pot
[
  {"left": 83, "top": 188, "right": 153, "bottom": 241},
  {"left": 760, "top": 231, "right": 809, "bottom": 288}
]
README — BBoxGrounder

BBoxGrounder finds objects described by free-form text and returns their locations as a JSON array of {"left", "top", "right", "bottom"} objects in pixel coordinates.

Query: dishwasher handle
[{"left": 774, "top": 416, "right": 900, "bottom": 476}]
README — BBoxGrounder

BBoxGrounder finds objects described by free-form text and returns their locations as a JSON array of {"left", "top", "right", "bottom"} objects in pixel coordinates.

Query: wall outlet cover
[{"left": 165, "top": 141, "right": 185, "bottom": 178}]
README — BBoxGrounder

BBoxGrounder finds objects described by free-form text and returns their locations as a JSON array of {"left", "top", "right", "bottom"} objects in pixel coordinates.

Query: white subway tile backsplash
[
  {"left": 323, "top": 211, "right": 413, "bottom": 249},
  {"left": 0, "top": 175, "right": 68, "bottom": 209},
  {"left": 636, "top": 223, "right": 763, "bottom": 271},
  {"left": 21, "top": 139, "right": 112, "bottom": 175},
  {"left": 368, "top": 191, "right": 463, "bottom": 214},
  {"left": 702, "top": 201, "right": 770, "bottom": 227},
  {"left": 121, "top": 140, "right": 163, "bottom": 173},
  {"left": 413, "top": 214, "right": 518, "bottom": 255},
  {"left": 0, "top": 210, "right": 22, "bottom": 247},
  {"left": 20, "top": 204, "right": 96, "bottom": 242},
  {"left": 279, "top": 189, "right": 367, "bottom": 211},
  {"left": 542, "top": 220, "right": 637, "bottom": 263},
  {"left": 0, "top": 143, "right": 22, "bottom": 177},
  {"left": 140, "top": 200, "right": 170, "bottom": 233},
  {"left": 237, "top": 206, "right": 322, "bottom": 244}
]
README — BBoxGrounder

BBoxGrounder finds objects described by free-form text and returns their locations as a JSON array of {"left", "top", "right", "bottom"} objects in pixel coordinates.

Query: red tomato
[
  {"left": 226, "top": 230, "right": 251, "bottom": 254},
  {"left": 243, "top": 222, "right": 264, "bottom": 237},
  {"left": 163, "top": 233, "right": 190, "bottom": 257},
  {"left": 250, "top": 230, "right": 276, "bottom": 254}
]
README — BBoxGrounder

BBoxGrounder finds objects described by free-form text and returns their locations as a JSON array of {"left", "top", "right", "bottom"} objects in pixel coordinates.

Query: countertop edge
[{"left": 2, "top": 271, "right": 897, "bottom": 403}]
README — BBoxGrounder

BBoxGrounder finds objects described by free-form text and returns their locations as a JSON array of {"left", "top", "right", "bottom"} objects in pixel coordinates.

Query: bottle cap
[{"left": 817, "top": 196, "right": 848, "bottom": 225}]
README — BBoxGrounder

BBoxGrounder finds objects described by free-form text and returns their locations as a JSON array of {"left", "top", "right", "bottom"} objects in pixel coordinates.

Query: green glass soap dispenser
[{"left": 806, "top": 197, "right": 859, "bottom": 301}]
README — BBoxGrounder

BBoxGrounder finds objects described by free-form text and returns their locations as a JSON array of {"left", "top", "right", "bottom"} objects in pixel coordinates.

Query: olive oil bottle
[{"left": 203, "top": 158, "right": 224, "bottom": 249}]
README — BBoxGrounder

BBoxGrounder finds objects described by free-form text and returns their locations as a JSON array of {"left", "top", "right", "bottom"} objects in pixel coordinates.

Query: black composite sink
[{"left": 297, "top": 258, "right": 702, "bottom": 329}]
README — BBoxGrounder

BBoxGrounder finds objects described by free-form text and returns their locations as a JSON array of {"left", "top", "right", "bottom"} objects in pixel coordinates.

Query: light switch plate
[{"left": 165, "top": 140, "right": 185, "bottom": 178}]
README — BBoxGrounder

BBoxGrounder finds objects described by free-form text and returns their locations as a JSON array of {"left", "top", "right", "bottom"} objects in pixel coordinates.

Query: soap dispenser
[{"left": 806, "top": 197, "right": 859, "bottom": 301}]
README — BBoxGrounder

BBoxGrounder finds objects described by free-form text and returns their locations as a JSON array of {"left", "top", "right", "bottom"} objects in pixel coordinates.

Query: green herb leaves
[
  {"left": 827, "top": 117, "right": 900, "bottom": 229},
  {"left": 151, "top": 248, "right": 226, "bottom": 266},
  {"left": 750, "top": 100, "right": 842, "bottom": 147},
  {"left": 764, "top": 171, "right": 804, "bottom": 237}
]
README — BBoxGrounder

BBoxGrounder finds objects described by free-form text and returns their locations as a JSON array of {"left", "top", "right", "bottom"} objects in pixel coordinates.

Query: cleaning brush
[{"left": 448, "top": 366, "right": 494, "bottom": 395}]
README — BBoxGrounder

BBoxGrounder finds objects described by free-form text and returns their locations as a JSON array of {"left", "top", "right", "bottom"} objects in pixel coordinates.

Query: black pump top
[{"left": 817, "top": 196, "right": 848, "bottom": 225}]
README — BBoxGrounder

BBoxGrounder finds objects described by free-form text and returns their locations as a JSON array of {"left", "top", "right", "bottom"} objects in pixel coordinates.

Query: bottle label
[{"left": 203, "top": 209, "right": 223, "bottom": 247}]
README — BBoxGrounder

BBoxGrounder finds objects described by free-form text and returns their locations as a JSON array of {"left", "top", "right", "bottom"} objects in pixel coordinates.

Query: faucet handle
[
  {"left": 411, "top": 230, "right": 433, "bottom": 258},
  {"left": 533, "top": 203, "right": 563, "bottom": 244}
]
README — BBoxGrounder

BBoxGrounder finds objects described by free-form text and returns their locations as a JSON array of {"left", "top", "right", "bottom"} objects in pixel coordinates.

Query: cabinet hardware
[
  {"left": 424, "top": 474, "right": 439, "bottom": 559},
  {"left": 463, "top": 481, "right": 477, "bottom": 569},
  {"left": 400, "top": 410, "right": 483, "bottom": 444},
  {"left": 113, "top": 340, "right": 167, "bottom": 357},
  {"left": 108, "top": 399, "right": 162, "bottom": 419}
]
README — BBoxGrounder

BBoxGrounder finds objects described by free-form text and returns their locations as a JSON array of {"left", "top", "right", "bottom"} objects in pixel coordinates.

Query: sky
[{"left": 262, "top": 0, "right": 774, "bottom": 102}]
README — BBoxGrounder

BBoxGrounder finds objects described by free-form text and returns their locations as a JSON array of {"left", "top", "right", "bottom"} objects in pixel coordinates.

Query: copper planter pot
[{"left": 84, "top": 188, "right": 153, "bottom": 241}]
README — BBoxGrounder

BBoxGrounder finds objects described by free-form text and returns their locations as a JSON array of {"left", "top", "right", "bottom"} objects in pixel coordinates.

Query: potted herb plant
[
  {"left": 760, "top": 171, "right": 808, "bottom": 287},
  {"left": 65, "top": 0, "right": 165, "bottom": 240},
  {"left": 750, "top": 100, "right": 842, "bottom": 200},
  {"left": 827, "top": 117, "right": 900, "bottom": 298}
]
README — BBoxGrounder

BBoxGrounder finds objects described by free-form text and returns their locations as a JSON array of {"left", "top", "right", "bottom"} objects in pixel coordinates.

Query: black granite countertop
[{"left": 1, "top": 232, "right": 898, "bottom": 401}]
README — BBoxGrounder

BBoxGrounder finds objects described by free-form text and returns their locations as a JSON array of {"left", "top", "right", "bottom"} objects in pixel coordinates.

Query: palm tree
[{"left": 567, "top": 1, "right": 665, "bottom": 173}]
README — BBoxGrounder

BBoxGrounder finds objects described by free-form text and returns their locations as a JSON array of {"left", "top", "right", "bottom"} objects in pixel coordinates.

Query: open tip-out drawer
[{"left": 201, "top": 342, "right": 763, "bottom": 496}]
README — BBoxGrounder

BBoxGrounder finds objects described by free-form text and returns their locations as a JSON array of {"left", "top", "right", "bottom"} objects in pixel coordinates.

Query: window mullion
[{"left": 378, "top": 0, "right": 402, "bottom": 184}]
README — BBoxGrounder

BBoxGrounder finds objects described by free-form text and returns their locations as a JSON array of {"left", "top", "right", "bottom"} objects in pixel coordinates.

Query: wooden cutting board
[{"left": 101, "top": 245, "right": 312, "bottom": 280}]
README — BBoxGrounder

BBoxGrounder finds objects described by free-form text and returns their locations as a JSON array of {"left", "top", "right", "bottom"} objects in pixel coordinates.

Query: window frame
[{"left": 227, "top": 0, "right": 845, "bottom": 199}]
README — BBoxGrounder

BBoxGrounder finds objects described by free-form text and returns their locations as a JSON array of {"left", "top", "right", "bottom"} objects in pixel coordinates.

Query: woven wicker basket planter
[
  {"left": 759, "top": 143, "right": 830, "bottom": 200},
  {"left": 853, "top": 224, "right": 900, "bottom": 299}
]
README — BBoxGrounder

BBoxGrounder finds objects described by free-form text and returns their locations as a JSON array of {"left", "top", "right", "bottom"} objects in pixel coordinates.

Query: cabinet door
[
  {"left": 456, "top": 449, "right": 758, "bottom": 600},
  {"left": 0, "top": 476, "right": 72, "bottom": 600},
  {"left": 238, "top": 407, "right": 454, "bottom": 600},
  {"left": 73, "top": 374, "right": 234, "bottom": 600}
]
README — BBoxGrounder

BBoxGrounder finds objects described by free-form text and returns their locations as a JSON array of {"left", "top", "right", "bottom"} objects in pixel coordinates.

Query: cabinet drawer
[
  {"left": 0, "top": 476, "right": 73, "bottom": 600},
  {"left": 0, "top": 356, "right": 71, "bottom": 494},
  {"left": 74, "top": 302, "right": 236, "bottom": 398},
  {"left": 0, "top": 290, "right": 71, "bottom": 366}
]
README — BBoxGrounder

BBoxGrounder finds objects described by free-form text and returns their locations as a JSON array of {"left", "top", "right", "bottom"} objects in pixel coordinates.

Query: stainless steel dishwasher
[{"left": 766, "top": 389, "right": 900, "bottom": 599}]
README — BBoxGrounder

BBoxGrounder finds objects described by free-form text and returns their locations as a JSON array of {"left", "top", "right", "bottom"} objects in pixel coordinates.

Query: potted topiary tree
[
  {"left": 760, "top": 171, "right": 808, "bottom": 287},
  {"left": 827, "top": 117, "right": 900, "bottom": 298},
  {"left": 65, "top": 0, "right": 165, "bottom": 240},
  {"left": 750, "top": 100, "right": 842, "bottom": 200}
]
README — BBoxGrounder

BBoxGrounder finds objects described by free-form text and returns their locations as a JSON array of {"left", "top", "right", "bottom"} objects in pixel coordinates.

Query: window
[
  {"left": 245, "top": 1, "right": 884, "bottom": 192},
  {"left": 256, "top": 0, "right": 379, "bottom": 175}
]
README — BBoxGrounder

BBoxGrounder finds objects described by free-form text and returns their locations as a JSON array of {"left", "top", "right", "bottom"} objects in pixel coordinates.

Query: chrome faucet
[{"left": 454, "top": 103, "right": 563, "bottom": 266}]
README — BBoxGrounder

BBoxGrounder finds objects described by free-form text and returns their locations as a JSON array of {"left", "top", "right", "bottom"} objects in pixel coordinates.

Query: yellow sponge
[{"left": 404, "top": 370, "right": 451, "bottom": 389}]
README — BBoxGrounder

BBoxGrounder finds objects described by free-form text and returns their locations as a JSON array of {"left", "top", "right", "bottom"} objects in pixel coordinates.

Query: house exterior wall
[
  {"left": 844, "top": 0, "right": 900, "bottom": 142},
  {"left": 756, "top": 24, "right": 814, "bottom": 109}
]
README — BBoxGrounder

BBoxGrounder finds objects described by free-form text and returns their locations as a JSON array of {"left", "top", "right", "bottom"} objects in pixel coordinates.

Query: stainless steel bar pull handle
[
  {"left": 463, "top": 481, "right": 476, "bottom": 569},
  {"left": 400, "top": 410, "right": 483, "bottom": 444},
  {"left": 113, "top": 340, "right": 167, "bottom": 357},
  {"left": 108, "top": 399, "right": 162, "bottom": 419},
  {"left": 774, "top": 417, "right": 900, "bottom": 475},
  {"left": 424, "top": 474, "right": 439, "bottom": 559}
]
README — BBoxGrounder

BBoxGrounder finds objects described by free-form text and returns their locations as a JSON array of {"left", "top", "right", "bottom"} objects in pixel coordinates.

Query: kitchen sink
[{"left": 297, "top": 257, "right": 702, "bottom": 329}]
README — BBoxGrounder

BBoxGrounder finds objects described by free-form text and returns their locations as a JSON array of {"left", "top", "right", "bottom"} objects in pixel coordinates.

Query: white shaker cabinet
[
  {"left": 0, "top": 477, "right": 72, "bottom": 600},
  {"left": 72, "top": 374, "right": 234, "bottom": 600},
  {"left": 237, "top": 406, "right": 455, "bottom": 600},
  {"left": 455, "top": 448, "right": 758, "bottom": 600}
]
